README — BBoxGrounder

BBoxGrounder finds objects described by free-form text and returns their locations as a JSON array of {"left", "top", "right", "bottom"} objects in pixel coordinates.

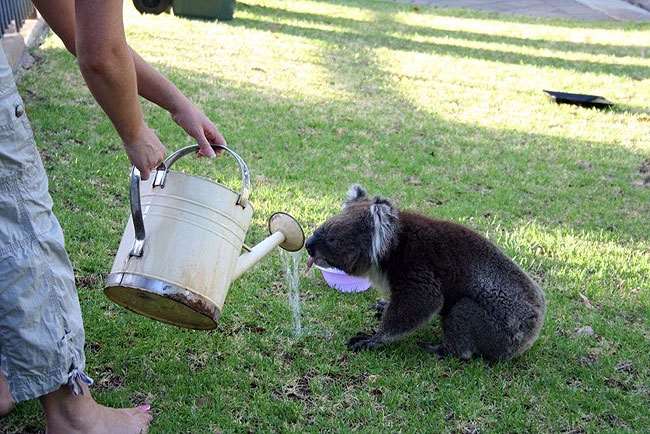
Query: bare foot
[
  {"left": 0, "top": 373, "right": 15, "bottom": 417},
  {"left": 41, "top": 383, "right": 152, "bottom": 434}
]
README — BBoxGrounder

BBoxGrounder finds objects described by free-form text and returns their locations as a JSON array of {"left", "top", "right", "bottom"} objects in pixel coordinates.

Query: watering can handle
[
  {"left": 129, "top": 167, "right": 146, "bottom": 257},
  {"left": 127, "top": 145, "right": 251, "bottom": 257},
  {"left": 154, "top": 144, "right": 251, "bottom": 207}
]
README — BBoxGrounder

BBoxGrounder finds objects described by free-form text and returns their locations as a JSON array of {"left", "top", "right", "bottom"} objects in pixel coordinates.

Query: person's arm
[
  {"left": 130, "top": 49, "right": 226, "bottom": 156},
  {"left": 74, "top": 0, "right": 144, "bottom": 144},
  {"left": 33, "top": 0, "right": 224, "bottom": 162},
  {"left": 72, "top": 0, "right": 166, "bottom": 180}
]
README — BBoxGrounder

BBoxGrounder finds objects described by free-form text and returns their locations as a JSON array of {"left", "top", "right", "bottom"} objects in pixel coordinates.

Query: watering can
[{"left": 104, "top": 145, "right": 305, "bottom": 330}]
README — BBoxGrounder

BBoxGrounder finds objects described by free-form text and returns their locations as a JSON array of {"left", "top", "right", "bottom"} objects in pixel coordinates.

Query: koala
[{"left": 305, "top": 185, "right": 546, "bottom": 361}]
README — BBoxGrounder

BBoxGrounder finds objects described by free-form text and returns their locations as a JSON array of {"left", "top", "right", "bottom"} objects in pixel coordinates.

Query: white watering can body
[{"left": 105, "top": 145, "right": 304, "bottom": 329}]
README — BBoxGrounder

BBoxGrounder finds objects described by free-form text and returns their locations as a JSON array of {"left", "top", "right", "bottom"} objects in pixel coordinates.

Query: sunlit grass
[
  {"left": 2, "top": 0, "right": 649, "bottom": 432},
  {"left": 393, "top": 9, "right": 650, "bottom": 46}
]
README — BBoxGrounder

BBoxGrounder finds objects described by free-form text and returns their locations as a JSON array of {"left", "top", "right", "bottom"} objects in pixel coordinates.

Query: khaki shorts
[{"left": 0, "top": 47, "right": 92, "bottom": 402}]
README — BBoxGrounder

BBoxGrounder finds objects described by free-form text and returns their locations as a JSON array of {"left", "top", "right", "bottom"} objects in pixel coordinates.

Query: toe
[
  {"left": 137, "top": 412, "right": 153, "bottom": 433},
  {"left": 0, "top": 402, "right": 14, "bottom": 418}
]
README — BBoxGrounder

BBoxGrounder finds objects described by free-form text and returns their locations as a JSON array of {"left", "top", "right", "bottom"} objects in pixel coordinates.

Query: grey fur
[
  {"left": 305, "top": 186, "right": 546, "bottom": 361},
  {"left": 369, "top": 199, "right": 399, "bottom": 264},
  {"left": 344, "top": 184, "right": 368, "bottom": 208}
]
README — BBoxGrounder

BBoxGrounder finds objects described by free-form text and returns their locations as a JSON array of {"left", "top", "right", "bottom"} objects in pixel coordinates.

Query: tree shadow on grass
[
  {"left": 229, "top": 17, "right": 650, "bottom": 79},
  {"left": 45, "top": 80, "right": 650, "bottom": 257},
  {"left": 21, "top": 46, "right": 650, "bottom": 249},
  {"left": 309, "top": 0, "right": 650, "bottom": 30},
  {"left": 305, "top": 25, "right": 650, "bottom": 242},
  {"left": 238, "top": 2, "right": 650, "bottom": 59}
]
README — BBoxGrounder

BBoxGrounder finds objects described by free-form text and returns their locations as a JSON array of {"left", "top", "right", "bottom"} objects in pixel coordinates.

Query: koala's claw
[
  {"left": 347, "top": 332, "right": 380, "bottom": 352},
  {"left": 348, "top": 331, "right": 372, "bottom": 344},
  {"left": 371, "top": 299, "right": 388, "bottom": 313},
  {"left": 371, "top": 299, "right": 388, "bottom": 320},
  {"left": 419, "top": 342, "right": 448, "bottom": 359}
]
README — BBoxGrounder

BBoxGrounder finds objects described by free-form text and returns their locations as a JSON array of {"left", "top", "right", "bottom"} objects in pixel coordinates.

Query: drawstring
[{"left": 66, "top": 368, "right": 94, "bottom": 395}]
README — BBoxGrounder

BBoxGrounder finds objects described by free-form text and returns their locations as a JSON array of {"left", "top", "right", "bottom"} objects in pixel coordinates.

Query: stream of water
[{"left": 281, "top": 250, "right": 303, "bottom": 337}]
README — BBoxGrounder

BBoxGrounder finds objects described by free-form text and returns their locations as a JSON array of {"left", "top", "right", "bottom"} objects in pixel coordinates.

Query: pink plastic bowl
[{"left": 314, "top": 265, "right": 371, "bottom": 293}]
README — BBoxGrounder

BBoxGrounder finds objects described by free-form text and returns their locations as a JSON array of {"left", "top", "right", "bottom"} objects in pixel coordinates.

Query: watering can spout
[{"left": 233, "top": 213, "right": 305, "bottom": 281}]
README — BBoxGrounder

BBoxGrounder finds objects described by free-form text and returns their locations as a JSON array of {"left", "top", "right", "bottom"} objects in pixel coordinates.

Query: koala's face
[
  {"left": 305, "top": 203, "right": 373, "bottom": 276},
  {"left": 305, "top": 185, "right": 399, "bottom": 276}
]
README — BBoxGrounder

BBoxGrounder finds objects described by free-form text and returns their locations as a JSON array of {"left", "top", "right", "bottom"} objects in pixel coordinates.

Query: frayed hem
[
  {"left": 67, "top": 367, "right": 94, "bottom": 395},
  {"left": 7, "top": 364, "right": 94, "bottom": 403}
]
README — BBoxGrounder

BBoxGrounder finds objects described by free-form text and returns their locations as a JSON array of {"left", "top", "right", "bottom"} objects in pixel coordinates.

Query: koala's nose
[{"left": 305, "top": 235, "right": 316, "bottom": 256}]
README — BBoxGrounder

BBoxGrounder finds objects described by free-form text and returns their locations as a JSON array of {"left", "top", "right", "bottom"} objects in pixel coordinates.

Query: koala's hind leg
[
  {"left": 438, "top": 297, "right": 514, "bottom": 361},
  {"left": 348, "top": 277, "right": 443, "bottom": 352}
]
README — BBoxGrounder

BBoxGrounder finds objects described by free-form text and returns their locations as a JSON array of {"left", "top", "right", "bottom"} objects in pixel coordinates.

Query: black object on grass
[{"left": 543, "top": 90, "right": 613, "bottom": 109}]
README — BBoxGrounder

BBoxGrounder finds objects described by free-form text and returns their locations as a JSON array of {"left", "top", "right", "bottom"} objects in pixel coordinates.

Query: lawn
[{"left": 2, "top": 0, "right": 650, "bottom": 432}]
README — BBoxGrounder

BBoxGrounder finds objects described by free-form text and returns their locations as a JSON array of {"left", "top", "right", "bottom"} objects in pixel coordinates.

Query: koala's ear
[
  {"left": 370, "top": 197, "right": 398, "bottom": 223},
  {"left": 343, "top": 184, "right": 367, "bottom": 208},
  {"left": 369, "top": 196, "right": 399, "bottom": 263}
]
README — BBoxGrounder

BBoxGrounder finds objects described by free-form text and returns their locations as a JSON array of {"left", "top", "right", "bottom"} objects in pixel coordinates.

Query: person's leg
[
  {"left": 0, "top": 373, "right": 14, "bottom": 416},
  {"left": 0, "top": 46, "right": 151, "bottom": 432}
]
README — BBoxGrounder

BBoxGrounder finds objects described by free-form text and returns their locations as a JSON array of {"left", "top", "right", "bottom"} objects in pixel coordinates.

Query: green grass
[{"left": 3, "top": 0, "right": 650, "bottom": 432}]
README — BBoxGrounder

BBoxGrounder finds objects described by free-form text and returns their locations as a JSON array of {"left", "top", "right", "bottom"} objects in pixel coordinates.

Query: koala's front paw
[
  {"left": 419, "top": 342, "right": 448, "bottom": 359},
  {"left": 347, "top": 331, "right": 382, "bottom": 352}
]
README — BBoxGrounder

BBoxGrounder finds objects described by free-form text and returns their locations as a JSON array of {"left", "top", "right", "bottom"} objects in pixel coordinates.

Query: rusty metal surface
[{"left": 104, "top": 272, "right": 220, "bottom": 330}]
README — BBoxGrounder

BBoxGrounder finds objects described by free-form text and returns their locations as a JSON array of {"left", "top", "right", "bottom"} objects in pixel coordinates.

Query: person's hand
[
  {"left": 123, "top": 126, "right": 166, "bottom": 180},
  {"left": 170, "top": 100, "right": 226, "bottom": 158}
]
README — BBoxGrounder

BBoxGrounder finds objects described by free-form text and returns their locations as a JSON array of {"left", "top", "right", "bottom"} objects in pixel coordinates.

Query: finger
[
  {"left": 204, "top": 123, "right": 227, "bottom": 155},
  {"left": 140, "top": 166, "right": 151, "bottom": 181},
  {"left": 203, "top": 120, "right": 218, "bottom": 141},
  {"left": 156, "top": 147, "right": 166, "bottom": 168},
  {"left": 213, "top": 131, "right": 226, "bottom": 156},
  {"left": 196, "top": 131, "right": 216, "bottom": 158},
  {"left": 214, "top": 130, "right": 227, "bottom": 146},
  {"left": 159, "top": 144, "right": 167, "bottom": 162}
]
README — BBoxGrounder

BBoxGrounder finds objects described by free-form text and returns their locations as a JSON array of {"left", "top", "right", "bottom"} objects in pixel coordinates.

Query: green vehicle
[{"left": 132, "top": 0, "right": 235, "bottom": 21}]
